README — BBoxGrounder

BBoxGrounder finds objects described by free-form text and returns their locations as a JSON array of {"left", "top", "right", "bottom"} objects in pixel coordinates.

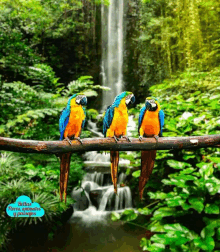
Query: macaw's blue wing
[
  {"left": 103, "top": 105, "right": 114, "bottom": 137},
  {"left": 59, "top": 108, "right": 70, "bottom": 140},
  {"left": 159, "top": 109, "right": 165, "bottom": 137},
  {"left": 82, "top": 107, "right": 86, "bottom": 129},
  {"left": 138, "top": 106, "right": 146, "bottom": 133}
]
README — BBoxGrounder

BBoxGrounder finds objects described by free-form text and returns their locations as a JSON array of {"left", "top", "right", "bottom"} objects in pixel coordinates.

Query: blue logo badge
[{"left": 6, "top": 195, "right": 45, "bottom": 217}]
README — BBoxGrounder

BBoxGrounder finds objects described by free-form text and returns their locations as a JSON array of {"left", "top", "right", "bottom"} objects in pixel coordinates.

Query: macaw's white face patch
[
  {"left": 125, "top": 94, "right": 135, "bottom": 105},
  {"left": 75, "top": 95, "right": 87, "bottom": 105}
]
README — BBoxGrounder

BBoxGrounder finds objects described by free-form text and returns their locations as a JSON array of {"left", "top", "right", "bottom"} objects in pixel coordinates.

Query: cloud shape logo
[{"left": 6, "top": 195, "right": 45, "bottom": 217}]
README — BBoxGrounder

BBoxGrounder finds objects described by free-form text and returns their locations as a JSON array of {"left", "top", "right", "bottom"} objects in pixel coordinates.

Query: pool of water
[{"left": 48, "top": 207, "right": 145, "bottom": 252}]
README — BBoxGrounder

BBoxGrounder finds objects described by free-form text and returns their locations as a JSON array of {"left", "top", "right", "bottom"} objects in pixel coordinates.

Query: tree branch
[{"left": 0, "top": 135, "right": 219, "bottom": 154}]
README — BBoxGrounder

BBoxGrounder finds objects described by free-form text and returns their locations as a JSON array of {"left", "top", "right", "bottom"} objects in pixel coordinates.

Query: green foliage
[
  {"left": 113, "top": 69, "right": 220, "bottom": 251},
  {"left": 0, "top": 81, "right": 61, "bottom": 139},
  {"left": 62, "top": 76, "right": 109, "bottom": 97},
  {"left": 0, "top": 151, "right": 85, "bottom": 250},
  {"left": 125, "top": 0, "right": 220, "bottom": 101},
  {"left": 0, "top": 0, "right": 102, "bottom": 86},
  {"left": 24, "top": 64, "right": 62, "bottom": 92},
  {"left": 86, "top": 109, "right": 99, "bottom": 120}
]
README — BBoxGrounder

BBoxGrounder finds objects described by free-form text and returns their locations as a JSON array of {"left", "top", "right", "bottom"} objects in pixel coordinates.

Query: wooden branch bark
[{"left": 0, "top": 135, "right": 219, "bottom": 154}]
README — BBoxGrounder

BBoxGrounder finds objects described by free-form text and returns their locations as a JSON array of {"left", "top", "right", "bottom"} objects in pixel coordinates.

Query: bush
[{"left": 112, "top": 68, "right": 220, "bottom": 251}]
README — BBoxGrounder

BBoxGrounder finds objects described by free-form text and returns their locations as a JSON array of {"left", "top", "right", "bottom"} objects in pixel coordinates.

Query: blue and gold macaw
[
  {"left": 103, "top": 91, "right": 135, "bottom": 193},
  {"left": 59, "top": 93, "right": 87, "bottom": 203},
  {"left": 138, "top": 97, "right": 164, "bottom": 199}
]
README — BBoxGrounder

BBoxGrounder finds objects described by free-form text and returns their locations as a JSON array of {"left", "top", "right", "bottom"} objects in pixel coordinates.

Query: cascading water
[
  {"left": 72, "top": 171, "right": 132, "bottom": 212},
  {"left": 101, "top": 0, "right": 125, "bottom": 109},
  {"left": 99, "top": 186, "right": 132, "bottom": 211}
]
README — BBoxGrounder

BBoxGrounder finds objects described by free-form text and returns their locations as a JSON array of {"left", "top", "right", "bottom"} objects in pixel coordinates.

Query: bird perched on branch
[
  {"left": 103, "top": 91, "right": 135, "bottom": 194},
  {"left": 59, "top": 93, "right": 87, "bottom": 203},
  {"left": 138, "top": 97, "right": 164, "bottom": 199}
]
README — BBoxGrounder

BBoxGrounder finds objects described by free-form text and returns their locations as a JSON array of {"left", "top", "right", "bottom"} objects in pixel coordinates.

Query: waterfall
[
  {"left": 99, "top": 186, "right": 132, "bottom": 211},
  {"left": 72, "top": 172, "right": 132, "bottom": 213},
  {"left": 101, "top": 0, "right": 125, "bottom": 109}
]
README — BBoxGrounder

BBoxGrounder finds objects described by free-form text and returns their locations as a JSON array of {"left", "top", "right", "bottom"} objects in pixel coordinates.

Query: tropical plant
[{"left": 112, "top": 68, "right": 220, "bottom": 251}]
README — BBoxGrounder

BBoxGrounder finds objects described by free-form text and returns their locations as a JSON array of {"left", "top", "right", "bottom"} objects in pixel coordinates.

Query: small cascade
[
  {"left": 71, "top": 172, "right": 132, "bottom": 214},
  {"left": 118, "top": 172, "right": 126, "bottom": 184},
  {"left": 99, "top": 186, "right": 132, "bottom": 211},
  {"left": 83, "top": 172, "right": 104, "bottom": 187},
  {"left": 87, "top": 120, "right": 103, "bottom": 137}
]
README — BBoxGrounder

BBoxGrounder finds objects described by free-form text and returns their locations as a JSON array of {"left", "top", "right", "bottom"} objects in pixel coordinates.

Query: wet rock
[
  {"left": 89, "top": 188, "right": 107, "bottom": 208},
  {"left": 71, "top": 188, "right": 89, "bottom": 211}
]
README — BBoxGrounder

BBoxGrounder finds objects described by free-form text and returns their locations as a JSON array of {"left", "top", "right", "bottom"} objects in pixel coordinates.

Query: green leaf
[
  {"left": 140, "top": 237, "right": 151, "bottom": 251},
  {"left": 126, "top": 168, "right": 131, "bottom": 175},
  {"left": 148, "top": 221, "right": 165, "bottom": 232},
  {"left": 183, "top": 154, "right": 196, "bottom": 160},
  {"left": 201, "top": 225, "right": 215, "bottom": 239},
  {"left": 194, "top": 237, "right": 215, "bottom": 251},
  {"left": 188, "top": 197, "right": 204, "bottom": 213},
  {"left": 24, "top": 164, "right": 35, "bottom": 170},
  {"left": 148, "top": 192, "right": 167, "bottom": 199},
  {"left": 121, "top": 209, "right": 138, "bottom": 221},
  {"left": 167, "top": 160, "right": 190, "bottom": 169},
  {"left": 132, "top": 170, "right": 140, "bottom": 178},
  {"left": 180, "top": 168, "right": 195, "bottom": 174},
  {"left": 203, "top": 218, "right": 220, "bottom": 228},
  {"left": 199, "top": 163, "right": 214, "bottom": 177},
  {"left": 147, "top": 243, "right": 165, "bottom": 252},
  {"left": 209, "top": 157, "right": 220, "bottom": 163},
  {"left": 163, "top": 223, "right": 189, "bottom": 233},
  {"left": 82, "top": 89, "right": 98, "bottom": 97},
  {"left": 151, "top": 234, "right": 168, "bottom": 245},
  {"left": 182, "top": 203, "right": 191, "bottom": 211},
  {"left": 205, "top": 204, "right": 220, "bottom": 214},
  {"left": 166, "top": 196, "right": 185, "bottom": 207},
  {"left": 205, "top": 177, "right": 220, "bottom": 195},
  {"left": 216, "top": 227, "right": 220, "bottom": 240},
  {"left": 111, "top": 212, "right": 120, "bottom": 222},
  {"left": 138, "top": 207, "right": 152, "bottom": 215},
  {"left": 153, "top": 207, "right": 177, "bottom": 220},
  {"left": 25, "top": 170, "right": 38, "bottom": 176}
]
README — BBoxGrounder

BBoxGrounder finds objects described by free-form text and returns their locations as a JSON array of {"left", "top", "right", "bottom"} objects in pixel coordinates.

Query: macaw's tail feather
[
  {"left": 110, "top": 151, "right": 119, "bottom": 194},
  {"left": 139, "top": 150, "right": 157, "bottom": 199},
  {"left": 60, "top": 153, "right": 72, "bottom": 203}
]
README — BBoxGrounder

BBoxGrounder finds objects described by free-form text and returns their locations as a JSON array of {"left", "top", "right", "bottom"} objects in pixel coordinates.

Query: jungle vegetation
[{"left": 0, "top": 0, "right": 220, "bottom": 251}]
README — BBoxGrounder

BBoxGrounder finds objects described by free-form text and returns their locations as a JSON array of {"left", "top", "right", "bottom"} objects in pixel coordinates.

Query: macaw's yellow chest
[
  {"left": 108, "top": 99, "right": 128, "bottom": 137},
  {"left": 141, "top": 110, "right": 160, "bottom": 136},
  {"left": 64, "top": 106, "right": 85, "bottom": 138}
]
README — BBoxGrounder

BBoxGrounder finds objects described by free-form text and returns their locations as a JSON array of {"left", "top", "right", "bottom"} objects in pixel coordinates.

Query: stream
[{"left": 49, "top": 171, "right": 145, "bottom": 252}]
